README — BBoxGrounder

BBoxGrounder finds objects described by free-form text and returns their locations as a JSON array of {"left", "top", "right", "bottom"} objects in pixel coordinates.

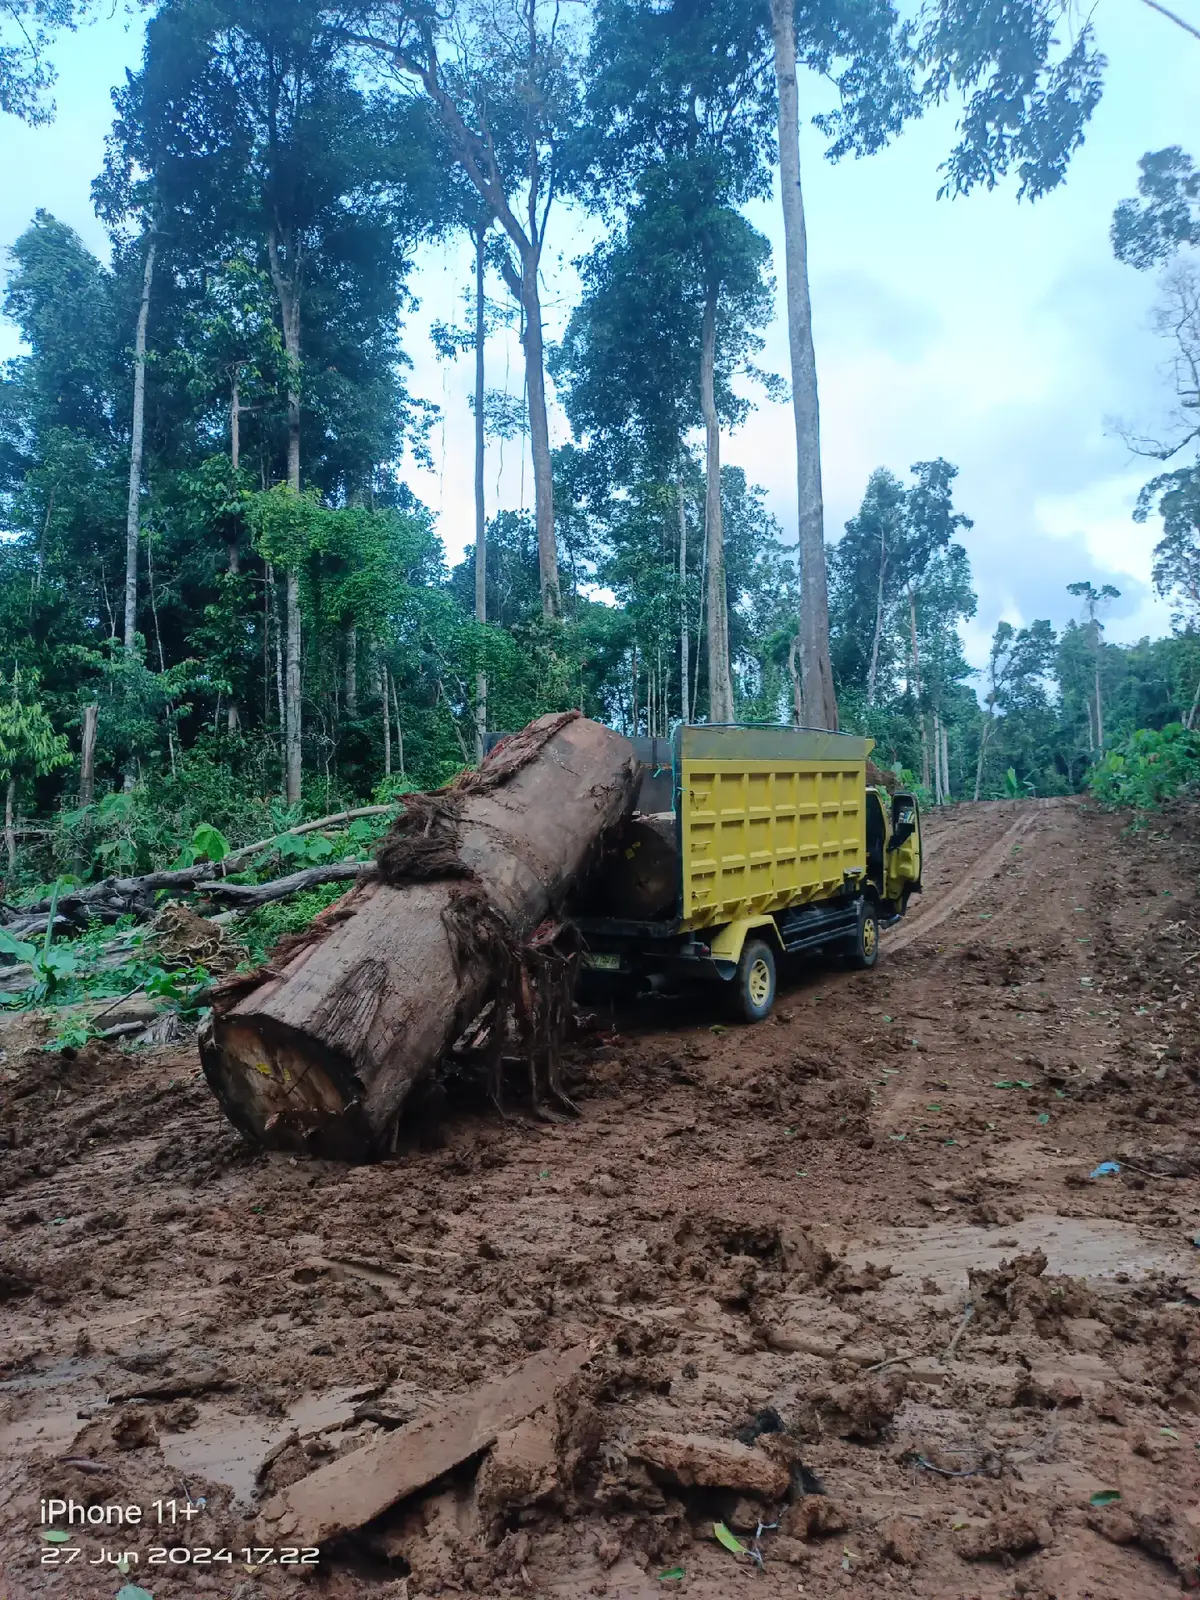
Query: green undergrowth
[{"left": 1087, "top": 724, "right": 1200, "bottom": 811}]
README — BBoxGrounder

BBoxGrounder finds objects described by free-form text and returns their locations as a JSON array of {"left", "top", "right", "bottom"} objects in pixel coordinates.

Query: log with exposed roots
[{"left": 198, "top": 713, "right": 637, "bottom": 1159}]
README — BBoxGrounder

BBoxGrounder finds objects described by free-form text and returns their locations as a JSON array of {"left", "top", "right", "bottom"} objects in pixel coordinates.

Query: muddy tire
[
  {"left": 729, "top": 938, "right": 777, "bottom": 1023},
  {"left": 849, "top": 898, "right": 881, "bottom": 970}
]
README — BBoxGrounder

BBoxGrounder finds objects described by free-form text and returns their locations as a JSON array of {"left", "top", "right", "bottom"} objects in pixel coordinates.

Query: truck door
[{"left": 885, "top": 792, "right": 922, "bottom": 904}]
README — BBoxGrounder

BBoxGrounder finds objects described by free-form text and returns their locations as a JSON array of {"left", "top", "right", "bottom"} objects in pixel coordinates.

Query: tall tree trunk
[
  {"left": 3, "top": 777, "right": 14, "bottom": 872},
  {"left": 268, "top": 226, "right": 304, "bottom": 807},
  {"left": 974, "top": 712, "right": 992, "bottom": 802},
  {"left": 866, "top": 524, "right": 886, "bottom": 708},
  {"left": 345, "top": 624, "right": 358, "bottom": 718},
  {"left": 1187, "top": 670, "right": 1200, "bottom": 731},
  {"left": 906, "top": 587, "right": 929, "bottom": 788},
  {"left": 677, "top": 464, "right": 689, "bottom": 725},
  {"left": 382, "top": 662, "right": 392, "bottom": 778},
  {"left": 699, "top": 285, "right": 734, "bottom": 723},
  {"left": 519, "top": 249, "right": 560, "bottom": 620},
  {"left": 390, "top": 671, "right": 405, "bottom": 778},
  {"left": 940, "top": 717, "right": 951, "bottom": 803},
  {"left": 230, "top": 370, "right": 241, "bottom": 470},
  {"left": 474, "top": 222, "right": 488, "bottom": 761},
  {"left": 1094, "top": 657, "right": 1104, "bottom": 751},
  {"left": 270, "top": 564, "right": 286, "bottom": 766},
  {"left": 123, "top": 234, "right": 156, "bottom": 654},
  {"left": 787, "top": 636, "right": 803, "bottom": 724},
  {"left": 79, "top": 703, "right": 98, "bottom": 807},
  {"left": 770, "top": 0, "right": 837, "bottom": 732}
]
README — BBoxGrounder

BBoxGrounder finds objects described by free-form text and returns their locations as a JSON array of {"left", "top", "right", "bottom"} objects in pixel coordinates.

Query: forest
[{"left": 0, "top": 0, "right": 1198, "bottom": 916}]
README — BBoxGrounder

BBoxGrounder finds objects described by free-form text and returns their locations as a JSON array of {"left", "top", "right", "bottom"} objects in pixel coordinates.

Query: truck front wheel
[
  {"left": 730, "top": 938, "right": 777, "bottom": 1022},
  {"left": 850, "top": 899, "right": 881, "bottom": 970}
]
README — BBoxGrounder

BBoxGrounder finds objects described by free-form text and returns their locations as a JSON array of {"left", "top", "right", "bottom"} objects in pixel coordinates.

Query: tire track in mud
[{"left": 884, "top": 801, "right": 1050, "bottom": 955}]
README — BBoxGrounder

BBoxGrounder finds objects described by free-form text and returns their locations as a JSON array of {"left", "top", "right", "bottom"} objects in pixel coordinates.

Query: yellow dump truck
[{"left": 574, "top": 725, "right": 922, "bottom": 1020}]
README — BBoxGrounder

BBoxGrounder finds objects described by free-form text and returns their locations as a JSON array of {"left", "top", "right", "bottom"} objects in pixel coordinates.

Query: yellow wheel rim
[
  {"left": 748, "top": 958, "right": 772, "bottom": 1006},
  {"left": 862, "top": 917, "right": 878, "bottom": 957}
]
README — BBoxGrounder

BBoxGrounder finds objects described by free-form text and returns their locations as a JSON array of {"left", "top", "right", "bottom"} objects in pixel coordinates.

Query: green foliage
[
  {"left": 1112, "top": 148, "right": 1200, "bottom": 270},
  {"left": 238, "top": 880, "right": 348, "bottom": 965},
  {"left": 1087, "top": 725, "right": 1200, "bottom": 811}
]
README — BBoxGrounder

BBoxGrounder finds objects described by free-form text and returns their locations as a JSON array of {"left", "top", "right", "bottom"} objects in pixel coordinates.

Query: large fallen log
[{"left": 199, "top": 713, "right": 637, "bottom": 1158}]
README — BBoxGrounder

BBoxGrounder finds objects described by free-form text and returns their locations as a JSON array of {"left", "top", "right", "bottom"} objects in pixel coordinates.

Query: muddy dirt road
[{"left": 2, "top": 796, "right": 1199, "bottom": 1599}]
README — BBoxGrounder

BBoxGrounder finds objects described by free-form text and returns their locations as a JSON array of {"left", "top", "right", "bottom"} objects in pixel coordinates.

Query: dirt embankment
[{"left": 1, "top": 796, "right": 1199, "bottom": 1599}]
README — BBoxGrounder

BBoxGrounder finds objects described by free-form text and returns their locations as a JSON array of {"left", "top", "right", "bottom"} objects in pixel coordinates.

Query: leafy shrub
[{"left": 1087, "top": 724, "right": 1200, "bottom": 810}]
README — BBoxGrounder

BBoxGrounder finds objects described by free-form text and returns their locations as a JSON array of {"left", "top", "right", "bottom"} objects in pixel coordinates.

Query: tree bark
[
  {"left": 79, "top": 703, "right": 98, "bottom": 807},
  {"left": 941, "top": 718, "right": 951, "bottom": 803},
  {"left": 520, "top": 250, "right": 560, "bottom": 619},
  {"left": 382, "top": 662, "right": 392, "bottom": 777},
  {"left": 230, "top": 370, "right": 241, "bottom": 470},
  {"left": 474, "top": 221, "right": 488, "bottom": 761},
  {"left": 770, "top": 0, "right": 838, "bottom": 731},
  {"left": 866, "top": 521, "right": 886, "bottom": 708},
  {"left": 677, "top": 465, "right": 689, "bottom": 725},
  {"left": 268, "top": 225, "right": 304, "bottom": 807},
  {"left": 699, "top": 285, "right": 734, "bottom": 724},
  {"left": 1094, "top": 656, "right": 1104, "bottom": 751},
  {"left": 123, "top": 234, "right": 157, "bottom": 654},
  {"left": 390, "top": 672, "right": 405, "bottom": 778},
  {"left": 1187, "top": 669, "right": 1200, "bottom": 731},
  {"left": 4, "top": 777, "right": 15, "bottom": 872},
  {"left": 199, "top": 715, "right": 637, "bottom": 1158}
]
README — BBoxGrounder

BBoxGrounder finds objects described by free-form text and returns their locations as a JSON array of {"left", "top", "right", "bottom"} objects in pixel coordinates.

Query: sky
[{"left": 0, "top": 2, "right": 1196, "bottom": 673}]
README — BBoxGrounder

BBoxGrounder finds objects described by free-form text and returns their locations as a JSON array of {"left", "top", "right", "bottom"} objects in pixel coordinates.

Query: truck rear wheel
[
  {"left": 850, "top": 898, "right": 881, "bottom": 970},
  {"left": 730, "top": 938, "right": 776, "bottom": 1022}
]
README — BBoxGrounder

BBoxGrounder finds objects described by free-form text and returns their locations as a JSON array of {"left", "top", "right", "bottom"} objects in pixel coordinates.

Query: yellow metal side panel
[{"left": 681, "top": 757, "right": 866, "bottom": 930}]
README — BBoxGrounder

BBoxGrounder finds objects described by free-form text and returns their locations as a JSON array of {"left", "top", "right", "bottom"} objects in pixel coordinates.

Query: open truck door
[{"left": 885, "top": 792, "right": 922, "bottom": 908}]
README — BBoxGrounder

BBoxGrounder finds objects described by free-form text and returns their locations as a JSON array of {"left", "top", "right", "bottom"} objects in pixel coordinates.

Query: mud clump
[
  {"left": 628, "top": 1431, "right": 789, "bottom": 1499},
  {"left": 818, "top": 1375, "right": 907, "bottom": 1443},
  {"left": 955, "top": 1510, "right": 1052, "bottom": 1562},
  {"left": 780, "top": 1496, "right": 850, "bottom": 1540}
]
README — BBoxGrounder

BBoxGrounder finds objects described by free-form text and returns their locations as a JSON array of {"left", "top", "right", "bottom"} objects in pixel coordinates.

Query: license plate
[{"left": 584, "top": 952, "right": 621, "bottom": 971}]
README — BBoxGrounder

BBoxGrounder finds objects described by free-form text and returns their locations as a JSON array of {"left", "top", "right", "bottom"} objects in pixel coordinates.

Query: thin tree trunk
[
  {"left": 270, "top": 565, "right": 286, "bottom": 766},
  {"left": 631, "top": 642, "right": 639, "bottom": 735},
  {"left": 268, "top": 226, "right": 304, "bottom": 807},
  {"left": 1094, "top": 657, "right": 1104, "bottom": 751},
  {"left": 231, "top": 371, "right": 240, "bottom": 470},
  {"left": 974, "top": 713, "right": 992, "bottom": 802},
  {"left": 519, "top": 250, "right": 560, "bottom": 619},
  {"left": 699, "top": 284, "right": 734, "bottom": 723},
  {"left": 677, "top": 465, "right": 689, "bottom": 725},
  {"left": 79, "top": 704, "right": 98, "bottom": 807},
  {"left": 692, "top": 510, "right": 708, "bottom": 724},
  {"left": 1187, "top": 670, "right": 1200, "bottom": 731},
  {"left": 124, "top": 234, "right": 157, "bottom": 653},
  {"left": 867, "top": 524, "right": 886, "bottom": 708},
  {"left": 475, "top": 221, "right": 488, "bottom": 762},
  {"left": 941, "top": 718, "right": 951, "bottom": 803},
  {"left": 770, "top": 0, "right": 837, "bottom": 732},
  {"left": 390, "top": 671, "right": 405, "bottom": 778},
  {"left": 787, "top": 636, "right": 803, "bottom": 724},
  {"left": 345, "top": 624, "right": 358, "bottom": 718},
  {"left": 382, "top": 659, "right": 392, "bottom": 777},
  {"left": 907, "top": 587, "right": 929, "bottom": 788},
  {"left": 3, "top": 777, "right": 14, "bottom": 872}
]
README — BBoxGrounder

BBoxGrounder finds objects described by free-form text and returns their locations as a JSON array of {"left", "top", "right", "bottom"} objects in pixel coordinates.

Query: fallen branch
[
  {"left": 198, "top": 860, "right": 371, "bottom": 909},
  {"left": 5, "top": 804, "right": 399, "bottom": 931}
]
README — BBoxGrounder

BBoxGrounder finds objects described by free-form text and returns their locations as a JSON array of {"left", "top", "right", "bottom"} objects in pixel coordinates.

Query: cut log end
[{"left": 198, "top": 1015, "right": 370, "bottom": 1159}]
